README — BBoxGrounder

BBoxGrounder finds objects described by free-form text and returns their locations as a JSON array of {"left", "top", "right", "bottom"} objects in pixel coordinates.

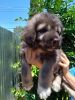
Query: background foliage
[{"left": 12, "top": 0, "right": 75, "bottom": 100}]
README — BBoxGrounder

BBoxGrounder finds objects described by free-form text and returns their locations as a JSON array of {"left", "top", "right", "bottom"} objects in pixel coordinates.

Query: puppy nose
[
  {"left": 54, "top": 38, "right": 59, "bottom": 42},
  {"left": 53, "top": 38, "right": 59, "bottom": 44}
]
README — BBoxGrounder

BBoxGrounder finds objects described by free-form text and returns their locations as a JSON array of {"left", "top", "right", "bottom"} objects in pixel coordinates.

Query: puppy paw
[
  {"left": 52, "top": 81, "right": 61, "bottom": 92},
  {"left": 23, "top": 84, "right": 33, "bottom": 91},
  {"left": 52, "top": 76, "right": 61, "bottom": 92},
  {"left": 37, "top": 84, "right": 51, "bottom": 100},
  {"left": 22, "top": 81, "right": 33, "bottom": 91}
]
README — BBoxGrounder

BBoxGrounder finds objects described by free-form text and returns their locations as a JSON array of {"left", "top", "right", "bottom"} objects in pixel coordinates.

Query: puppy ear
[{"left": 21, "top": 25, "right": 36, "bottom": 47}]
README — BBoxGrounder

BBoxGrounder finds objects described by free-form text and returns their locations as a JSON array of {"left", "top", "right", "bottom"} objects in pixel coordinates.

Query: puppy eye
[
  {"left": 37, "top": 28, "right": 48, "bottom": 33},
  {"left": 56, "top": 29, "right": 61, "bottom": 34},
  {"left": 56, "top": 30, "right": 60, "bottom": 33},
  {"left": 56, "top": 30, "right": 62, "bottom": 35}
]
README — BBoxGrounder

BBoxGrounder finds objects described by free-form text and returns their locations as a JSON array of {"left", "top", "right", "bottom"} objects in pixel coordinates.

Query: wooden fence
[{"left": 0, "top": 27, "right": 19, "bottom": 100}]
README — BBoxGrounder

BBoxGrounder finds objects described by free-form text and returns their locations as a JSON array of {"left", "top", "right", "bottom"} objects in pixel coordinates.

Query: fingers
[
  {"left": 59, "top": 62, "right": 68, "bottom": 68},
  {"left": 61, "top": 52, "right": 69, "bottom": 62},
  {"left": 59, "top": 52, "right": 70, "bottom": 69},
  {"left": 60, "top": 55, "right": 67, "bottom": 64}
]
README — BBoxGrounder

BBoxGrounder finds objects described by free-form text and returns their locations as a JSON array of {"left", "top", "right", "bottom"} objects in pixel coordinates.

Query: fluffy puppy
[{"left": 20, "top": 12, "right": 75, "bottom": 99}]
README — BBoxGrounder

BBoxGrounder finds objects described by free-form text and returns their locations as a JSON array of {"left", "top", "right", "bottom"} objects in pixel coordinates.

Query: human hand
[{"left": 58, "top": 52, "right": 70, "bottom": 74}]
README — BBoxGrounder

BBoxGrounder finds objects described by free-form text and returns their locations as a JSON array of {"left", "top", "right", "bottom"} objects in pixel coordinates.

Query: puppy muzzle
[{"left": 38, "top": 37, "right": 61, "bottom": 50}]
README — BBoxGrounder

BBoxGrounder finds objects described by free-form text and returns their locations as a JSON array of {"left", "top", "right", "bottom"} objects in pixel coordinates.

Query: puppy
[{"left": 20, "top": 12, "right": 75, "bottom": 99}]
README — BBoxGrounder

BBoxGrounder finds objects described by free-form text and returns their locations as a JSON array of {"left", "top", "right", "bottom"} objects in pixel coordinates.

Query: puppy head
[{"left": 22, "top": 12, "right": 63, "bottom": 50}]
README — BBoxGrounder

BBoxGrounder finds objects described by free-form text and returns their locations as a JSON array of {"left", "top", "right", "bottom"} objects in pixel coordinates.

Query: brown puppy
[{"left": 20, "top": 12, "right": 75, "bottom": 99}]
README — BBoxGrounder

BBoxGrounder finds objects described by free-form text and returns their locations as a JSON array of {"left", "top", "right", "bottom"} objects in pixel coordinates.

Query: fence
[{"left": 0, "top": 27, "right": 19, "bottom": 100}]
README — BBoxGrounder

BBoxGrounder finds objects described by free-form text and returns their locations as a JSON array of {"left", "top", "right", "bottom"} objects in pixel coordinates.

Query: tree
[{"left": 14, "top": 26, "right": 24, "bottom": 34}]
